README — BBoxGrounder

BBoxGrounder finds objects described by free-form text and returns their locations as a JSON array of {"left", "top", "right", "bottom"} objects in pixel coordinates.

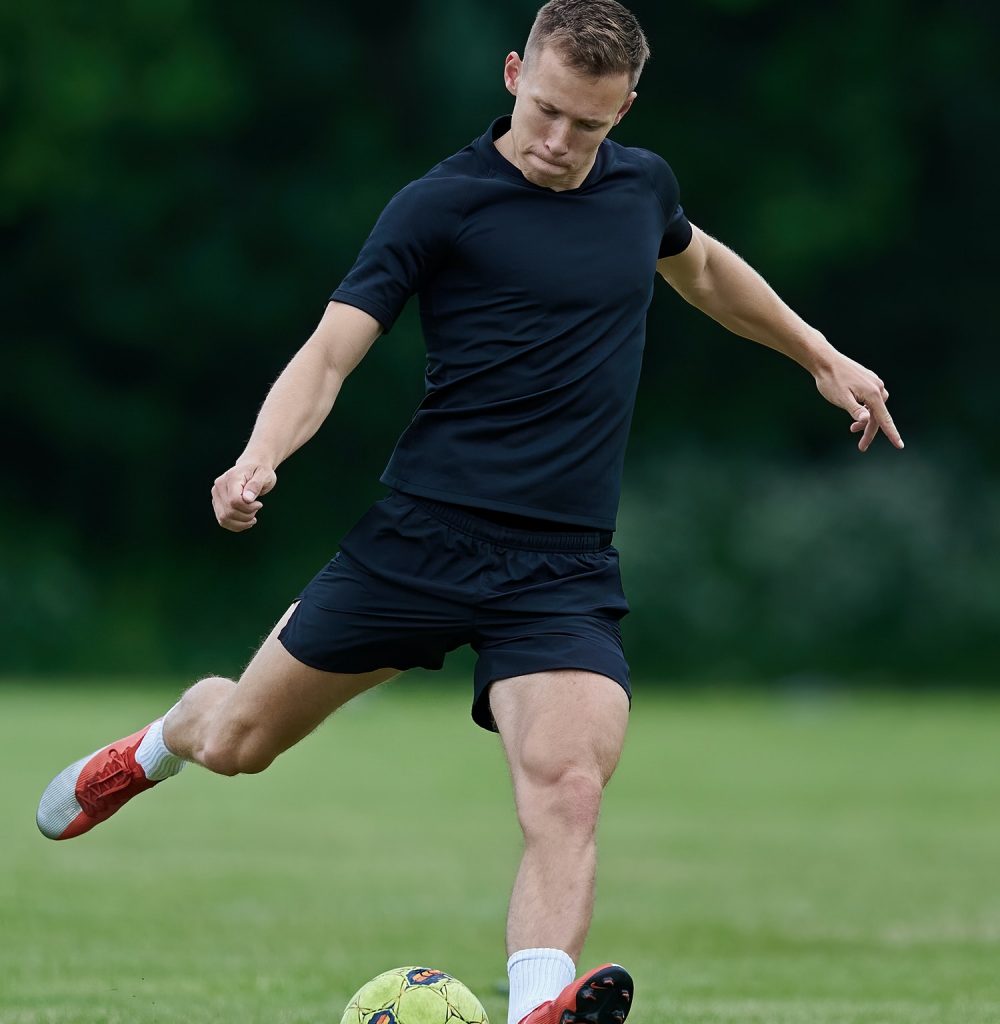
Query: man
[{"left": 36, "top": 2, "right": 903, "bottom": 1023}]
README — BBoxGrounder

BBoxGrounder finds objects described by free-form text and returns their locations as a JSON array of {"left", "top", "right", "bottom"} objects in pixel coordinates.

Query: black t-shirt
[{"left": 332, "top": 115, "right": 692, "bottom": 530}]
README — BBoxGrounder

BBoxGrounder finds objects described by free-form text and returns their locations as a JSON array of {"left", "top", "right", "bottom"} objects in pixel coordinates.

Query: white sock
[
  {"left": 135, "top": 714, "right": 186, "bottom": 781},
  {"left": 507, "top": 948, "right": 576, "bottom": 1024}
]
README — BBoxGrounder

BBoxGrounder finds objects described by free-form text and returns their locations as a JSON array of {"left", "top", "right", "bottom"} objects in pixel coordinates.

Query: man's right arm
[{"left": 211, "top": 301, "right": 382, "bottom": 533}]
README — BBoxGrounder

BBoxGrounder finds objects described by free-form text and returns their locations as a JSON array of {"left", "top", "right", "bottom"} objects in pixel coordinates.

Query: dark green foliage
[{"left": 3, "top": 1, "right": 996, "bottom": 677}]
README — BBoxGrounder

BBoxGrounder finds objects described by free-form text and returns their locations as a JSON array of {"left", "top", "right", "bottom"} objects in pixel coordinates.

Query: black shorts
[{"left": 278, "top": 491, "right": 631, "bottom": 731}]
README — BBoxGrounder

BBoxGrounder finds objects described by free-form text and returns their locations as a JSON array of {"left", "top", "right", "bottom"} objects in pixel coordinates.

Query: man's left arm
[{"left": 657, "top": 225, "right": 903, "bottom": 452}]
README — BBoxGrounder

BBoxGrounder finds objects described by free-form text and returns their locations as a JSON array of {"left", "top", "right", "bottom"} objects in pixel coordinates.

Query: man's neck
[{"left": 493, "top": 129, "right": 593, "bottom": 193}]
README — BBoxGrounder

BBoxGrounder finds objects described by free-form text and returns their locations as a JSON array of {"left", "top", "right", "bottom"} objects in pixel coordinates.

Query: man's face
[{"left": 503, "top": 44, "right": 635, "bottom": 190}]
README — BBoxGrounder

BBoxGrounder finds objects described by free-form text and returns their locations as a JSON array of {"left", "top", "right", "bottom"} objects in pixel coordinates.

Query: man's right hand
[{"left": 211, "top": 462, "right": 276, "bottom": 532}]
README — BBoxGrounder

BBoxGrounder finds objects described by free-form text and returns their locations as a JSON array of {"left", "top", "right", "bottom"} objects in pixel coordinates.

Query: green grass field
[{"left": 2, "top": 682, "right": 998, "bottom": 1024}]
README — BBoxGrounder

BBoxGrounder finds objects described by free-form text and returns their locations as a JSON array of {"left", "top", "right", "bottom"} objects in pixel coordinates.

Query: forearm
[
  {"left": 659, "top": 227, "right": 902, "bottom": 451},
  {"left": 673, "top": 235, "right": 836, "bottom": 376},
  {"left": 236, "top": 302, "right": 381, "bottom": 469},
  {"left": 238, "top": 338, "right": 346, "bottom": 468}
]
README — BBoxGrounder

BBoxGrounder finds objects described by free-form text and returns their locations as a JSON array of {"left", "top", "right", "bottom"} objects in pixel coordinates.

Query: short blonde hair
[{"left": 525, "top": 0, "right": 650, "bottom": 90}]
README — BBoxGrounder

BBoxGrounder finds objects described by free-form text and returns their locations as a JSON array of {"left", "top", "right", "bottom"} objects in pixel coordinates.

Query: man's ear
[
  {"left": 613, "top": 91, "right": 637, "bottom": 126},
  {"left": 503, "top": 51, "right": 523, "bottom": 97}
]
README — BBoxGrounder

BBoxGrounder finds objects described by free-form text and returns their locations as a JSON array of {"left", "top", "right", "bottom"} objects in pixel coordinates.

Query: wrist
[
  {"left": 798, "top": 329, "right": 837, "bottom": 378},
  {"left": 237, "top": 447, "right": 280, "bottom": 470}
]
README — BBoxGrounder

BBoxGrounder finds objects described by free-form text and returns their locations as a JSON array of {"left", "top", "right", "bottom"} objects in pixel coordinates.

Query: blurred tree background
[{"left": 2, "top": 0, "right": 997, "bottom": 682}]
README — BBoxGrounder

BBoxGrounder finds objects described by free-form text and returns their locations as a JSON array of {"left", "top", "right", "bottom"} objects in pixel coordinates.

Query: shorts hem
[
  {"left": 277, "top": 631, "right": 406, "bottom": 677},
  {"left": 471, "top": 660, "right": 631, "bottom": 732}
]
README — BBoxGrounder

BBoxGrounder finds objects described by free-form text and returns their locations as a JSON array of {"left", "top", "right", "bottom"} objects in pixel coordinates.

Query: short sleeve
[
  {"left": 331, "top": 179, "right": 461, "bottom": 333},
  {"left": 638, "top": 149, "right": 693, "bottom": 259},
  {"left": 660, "top": 201, "right": 693, "bottom": 258}
]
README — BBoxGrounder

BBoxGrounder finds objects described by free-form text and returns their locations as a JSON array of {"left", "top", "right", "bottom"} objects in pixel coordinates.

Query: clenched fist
[{"left": 211, "top": 462, "right": 277, "bottom": 532}]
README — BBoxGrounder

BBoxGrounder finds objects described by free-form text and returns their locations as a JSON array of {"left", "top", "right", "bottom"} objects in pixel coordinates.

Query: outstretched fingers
[
  {"left": 855, "top": 390, "right": 903, "bottom": 452},
  {"left": 850, "top": 407, "right": 879, "bottom": 452},
  {"left": 817, "top": 356, "right": 904, "bottom": 453}
]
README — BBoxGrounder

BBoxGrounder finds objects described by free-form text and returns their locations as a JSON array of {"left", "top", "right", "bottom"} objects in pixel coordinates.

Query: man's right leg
[
  {"left": 163, "top": 603, "right": 395, "bottom": 775},
  {"left": 37, "top": 603, "right": 396, "bottom": 839}
]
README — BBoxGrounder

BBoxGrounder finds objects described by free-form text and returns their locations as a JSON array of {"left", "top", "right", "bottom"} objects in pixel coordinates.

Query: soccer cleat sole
[{"left": 561, "top": 964, "right": 633, "bottom": 1024}]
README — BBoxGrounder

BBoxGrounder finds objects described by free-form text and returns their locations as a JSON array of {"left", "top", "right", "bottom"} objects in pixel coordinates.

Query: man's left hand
[{"left": 814, "top": 354, "right": 904, "bottom": 452}]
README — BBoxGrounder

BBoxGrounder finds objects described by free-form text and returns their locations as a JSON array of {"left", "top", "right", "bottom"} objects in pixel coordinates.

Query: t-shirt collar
[{"left": 477, "top": 114, "right": 606, "bottom": 193}]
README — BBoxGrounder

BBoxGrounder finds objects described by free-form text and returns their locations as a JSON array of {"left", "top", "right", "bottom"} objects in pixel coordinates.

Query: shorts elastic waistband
[{"left": 408, "top": 496, "right": 613, "bottom": 552}]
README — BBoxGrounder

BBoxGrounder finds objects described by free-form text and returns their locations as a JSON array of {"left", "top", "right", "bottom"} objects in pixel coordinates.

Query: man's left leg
[{"left": 490, "top": 669, "right": 632, "bottom": 1024}]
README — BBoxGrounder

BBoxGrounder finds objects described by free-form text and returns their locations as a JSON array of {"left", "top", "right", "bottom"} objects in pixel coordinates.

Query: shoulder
[
  {"left": 381, "top": 144, "right": 485, "bottom": 220},
  {"left": 376, "top": 175, "right": 467, "bottom": 234},
  {"left": 605, "top": 141, "right": 680, "bottom": 204}
]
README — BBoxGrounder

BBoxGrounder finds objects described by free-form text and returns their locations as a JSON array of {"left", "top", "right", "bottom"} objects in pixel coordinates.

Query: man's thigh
[
  {"left": 472, "top": 611, "right": 630, "bottom": 731},
  {"left": 490, "top": 670, "right": 630, "bottom": 793},
  {"left": 214, "top": 603, "right": 398, "bottom": 759}
]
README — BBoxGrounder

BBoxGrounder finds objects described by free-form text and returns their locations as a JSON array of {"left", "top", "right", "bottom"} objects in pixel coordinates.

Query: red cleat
[
  {"left": 518, "top": 964, "right": 633, "bottom": 1024},
  {"left": 37, "top": 725, "right": 161, "bottom": 840}
]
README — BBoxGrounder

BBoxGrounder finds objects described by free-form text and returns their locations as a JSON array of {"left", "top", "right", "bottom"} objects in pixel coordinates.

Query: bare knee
[
  {"left": 518, "top": 766, "right": 606, "bottom": 844},
  {"left": 197, "top": 716, "right": 277, "bottom": 777}
]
